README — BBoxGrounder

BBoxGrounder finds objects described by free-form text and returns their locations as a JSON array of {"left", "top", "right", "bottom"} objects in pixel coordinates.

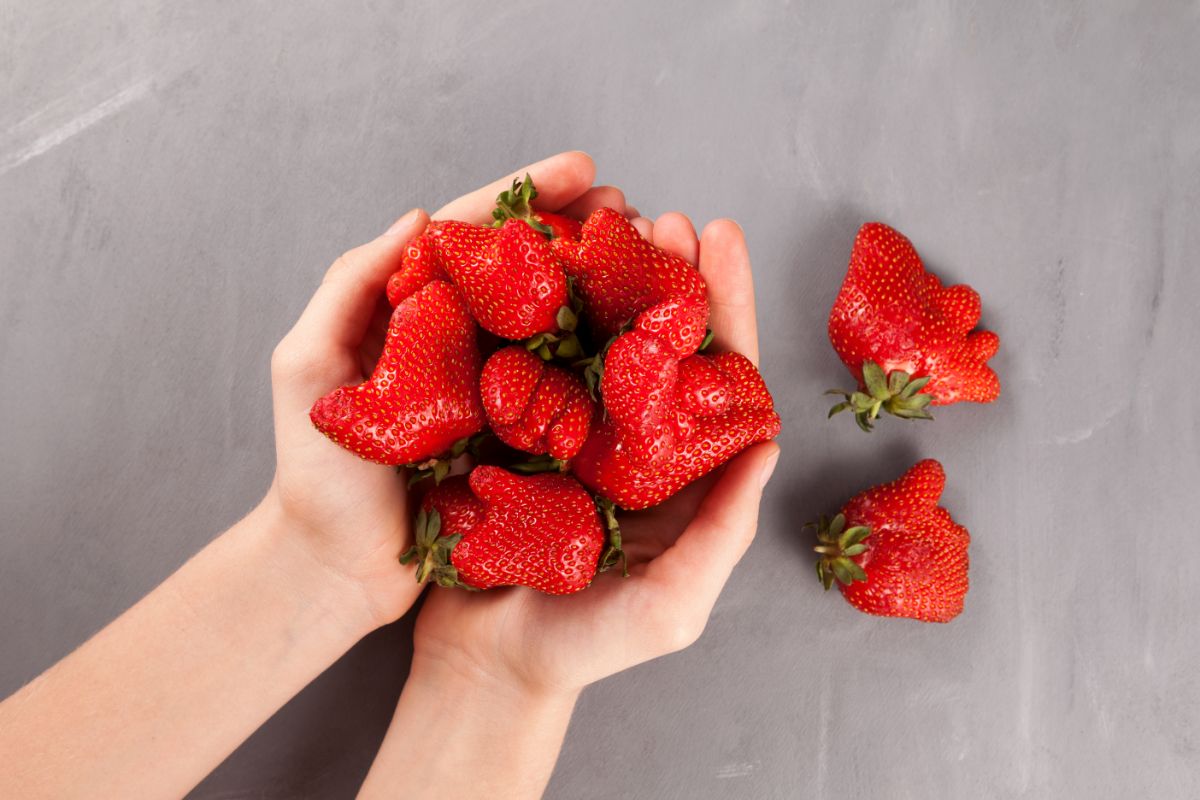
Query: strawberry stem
[
  {"left": 826, "top": 361, "right": 934, "bottom": 432},
  {"left": 807, "top": 513, "right": 871, "bottom": 590},
  {"left": 399, "top": 509, "right": 475, "bottom": 590},
  {"left": 492, "top": 174, "right": 554, "bottom": 238},
  {"left": 596, "top": 497, "right": 628, "bottom": 577}
]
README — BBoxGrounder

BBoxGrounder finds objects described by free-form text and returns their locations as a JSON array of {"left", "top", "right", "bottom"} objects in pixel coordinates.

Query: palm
[{"left": 413, "top": 476, "right": 713, "bottom": 690}]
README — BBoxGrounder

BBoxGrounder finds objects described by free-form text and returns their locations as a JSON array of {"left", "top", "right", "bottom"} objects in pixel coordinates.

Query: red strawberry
[
  {"left": 573, "top": 352, "right": 780, "bottom": 509},
  {"left": 827, "top": 223, "right": 1000, "bottom": 431},
  {"left": 309, "top": 280, "right": 485, "bottom": 465},
  {"left": 386, "top": 233, "right": 449, "bottom": 307},
  {"left": 595, "top": 293, "right": 712, "bottom": 467},
  {"left": 479, "top": 345, "right": 596, "bottom": 462},
  {"left": 553, "top": 207, "right": 709, "bottom": 344},
  {"left": 401, "top": 467, "right": 607, "bottom": 595},
  {"left": 404, "top": 219, "right": 570, "bottom": 340},
  {"left": 812, "top": 459, "right": 969, "bottom": 623},
  {"left": 491, "top": 174, "right": 582, "bottom": 241}
]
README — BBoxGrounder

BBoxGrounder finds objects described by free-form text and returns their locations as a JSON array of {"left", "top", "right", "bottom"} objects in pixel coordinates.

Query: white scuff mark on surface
[
  {"left": 1049, "top": 403, "right": 1124, "bottom": 445},
  {"left": 0, "top": 78, "right": 153, "bottom": 176},
  {"left": 715, "top": 760, "right": 759, "bottom": 779}
]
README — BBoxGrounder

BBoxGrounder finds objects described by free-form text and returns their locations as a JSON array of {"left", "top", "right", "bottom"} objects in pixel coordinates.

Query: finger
[
  {"left": 698, "top": 219, "right": 758, "bottom": 365},
  {"left": 625, "top": 205, "right": 640, "bottom": 219},
  {"left": 630, "top": 216, "right": 654, "bottom": 239},
  {"left": 432, "top": 151, "right": 596, "bottom": 224},
  {"left": 558, "top": 185, "right": 626, "bottom": 221},
  {"left": 643, "top": 442, "right": 780, "bottom": 605},
  {"left": 290, "top": 209, "right": 428, "bottom": 354},
  {"left": 276, "top": 209, "right": 428, "bottom": 389},
  {"left": 652, "top": 212, "right": 699, "bottom": 265}
]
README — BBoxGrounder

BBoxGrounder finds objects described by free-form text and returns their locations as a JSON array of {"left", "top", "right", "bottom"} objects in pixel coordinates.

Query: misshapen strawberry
[
  {"left": 827, "top": 223, "right": 1000, "bottom": 431},
  {"left": 480, "top": 345, "right": 595, "bottom": 462},
  {"left": 573, "top": 352, "right": 780, "bottom": 509},
  {"left": 812, "top": 459, "right": 969, "bottom": 623},
  {"left": 553, "top": 207, "right": 708, "bottom": 344},
  {"left": 310, "top": 280, "right": 485, "bottom": 466},
  {"left": 401, "top": 467, "right": 607, "bottom": 595}
]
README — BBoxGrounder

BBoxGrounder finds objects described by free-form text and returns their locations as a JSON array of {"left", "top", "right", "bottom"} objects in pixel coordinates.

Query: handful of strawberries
[
  {"left": 310, "top": 177, "right": 781, "bottom": 595},
  {"left": 308, "top": 175, "right": 1001, "bottom": 624}
]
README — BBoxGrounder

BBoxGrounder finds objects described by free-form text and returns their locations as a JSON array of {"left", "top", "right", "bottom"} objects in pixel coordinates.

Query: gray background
[{"left": 2, "top": 1, "right": 1198, "bottom": 798}]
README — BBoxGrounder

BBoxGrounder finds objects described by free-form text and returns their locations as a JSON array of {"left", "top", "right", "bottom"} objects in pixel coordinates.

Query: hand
[
  {"left": 410, "top": 213, "right": 781, "bottom": 694},
  {"left": 265, "top": 152, "right": 617, "bottom": 629}
]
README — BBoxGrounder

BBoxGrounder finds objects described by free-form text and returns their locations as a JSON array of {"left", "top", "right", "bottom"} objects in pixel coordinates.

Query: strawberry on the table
[
  {"left": 812, "top": 459, "right": 970, "bottom": 623},
  {"left": 827, "top": 222, "right": 1000, "bottom": 431}
]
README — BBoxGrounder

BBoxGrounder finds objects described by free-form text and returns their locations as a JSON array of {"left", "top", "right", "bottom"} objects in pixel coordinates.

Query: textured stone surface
[{"left": 2, "top": 2, "right": 1198, "bottom": 798}]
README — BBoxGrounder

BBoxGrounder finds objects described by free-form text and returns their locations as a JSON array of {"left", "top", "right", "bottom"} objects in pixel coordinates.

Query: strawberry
[
  {"left": 491, "top": 174, "right": 582, "bottom": 241},
  {"left": 827, "top": 222, "right": 1000, "bottom": 431},
  {"left": 392, "top": 219, "right": 569, "bottom": 340},
  {"left": 552, "top": 207, "right": 708, "bottom": 344},
  {"left": 401, "top": 467, "right": 608, "bottom": 595},
  {"left": 572, "top": 352, "right": 780, "bottom": 509},
  {"left": 309, "top": 280, "right": 485, "bottom": 466},
  {"left": 386, "top": 234, "right": 449, "bottom": 307},
  {"left": 384, "top": 175, "right": 578, "bottom": 310},
  {"left": 812, "top": 459, "right": 969, "bottom": 623},
  {"left": 479, "top": 345, "right": 596, "bottom": 462}
]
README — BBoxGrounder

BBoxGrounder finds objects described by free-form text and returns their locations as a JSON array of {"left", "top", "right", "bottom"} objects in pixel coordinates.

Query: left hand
[{"left": 265, "top": 152, "right": 610, "bottom": 629}]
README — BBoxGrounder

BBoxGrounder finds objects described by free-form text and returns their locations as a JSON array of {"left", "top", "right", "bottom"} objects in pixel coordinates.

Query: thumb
[
  {"left": 645, "top": 442, "right": 780, "bottom": 604},
  {"left": 284, "top": 208, "right": 430, "bottom": 359}
]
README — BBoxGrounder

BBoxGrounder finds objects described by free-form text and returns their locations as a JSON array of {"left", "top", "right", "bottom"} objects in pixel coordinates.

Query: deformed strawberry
[
  {"left": 401, "top": 466, "right": 608, "bottom": 595},
  {"left": 310, "top": 280, "right": 485, "bottom": 466},
  {"left": 552, "top": 207, "right": 708, "bottom": 343},
  {"left": 811, "top": 459, "right": 970, "bottom": 623},
  {"left": 573, "top": 352, "right": 780, "bottom": 509},
  {"left": 479, "top": 345, "right": 595, "bottom": 462},
  {"left": 827, "top": 222, "right": 1000, "bottom": 431}
]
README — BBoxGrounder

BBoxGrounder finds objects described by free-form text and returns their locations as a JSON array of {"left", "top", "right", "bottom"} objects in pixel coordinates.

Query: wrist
[
  {"left": 360, "top": 649, "right": 578, "bottom": 799},
  {"left": 407, "top": 647, "right": 582, "bottom": 714},
  {"left": 245, "top": 492, "right": 382, "bottom": 643}
]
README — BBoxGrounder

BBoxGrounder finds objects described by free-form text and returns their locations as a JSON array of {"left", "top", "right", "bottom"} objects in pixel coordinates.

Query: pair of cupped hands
[{"left": 267, "top": 151, "right": 780, "bottom": 699}]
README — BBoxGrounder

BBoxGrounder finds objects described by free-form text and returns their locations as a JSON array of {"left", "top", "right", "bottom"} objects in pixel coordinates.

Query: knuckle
[
  {"left": 271, "top": 338, "right": 326, "bottom": 383},
  {"left": 651, "top": 601, "right": 706, "bottom": 653}
]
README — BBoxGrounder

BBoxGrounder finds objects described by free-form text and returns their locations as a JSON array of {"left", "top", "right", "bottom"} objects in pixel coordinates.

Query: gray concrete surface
[{"left": 2, "top": 1, "right": 1198, "bottom": 798}]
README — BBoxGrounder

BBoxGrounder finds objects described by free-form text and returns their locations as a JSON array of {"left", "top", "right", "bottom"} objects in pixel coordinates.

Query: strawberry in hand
[
  {"left": 552, "top": 207, "right": 709, "bottom": 343},
  {"left": 827, "top": 222, "right": 1000, "bottom": 431},
  {"left": 309, "top": 280, "right": 485, "bottom": 466},
  {"left": 479, "top": 345, "right": 595, "bottom": 463},
  {"left": 812, "top": 459, "right": 970, "bottom": 623},
  {"left": 573, "top": 351, "right": 780, "bottom": 510},
  {"left": 401, "top": 466, "right": 609, "bottom": 595}
]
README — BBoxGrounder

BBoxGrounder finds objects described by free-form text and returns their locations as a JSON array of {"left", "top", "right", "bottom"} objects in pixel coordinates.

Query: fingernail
[
  {"left": 759, "top": 448, "right": 780, "bottom": 489},
  {"left": 384, "top": 208, "right": 420, "bottom": 236}
]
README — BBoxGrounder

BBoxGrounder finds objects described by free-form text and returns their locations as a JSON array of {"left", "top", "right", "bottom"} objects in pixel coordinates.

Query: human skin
[
  {"left": 0, "top": 152, "right": 631, "bottom": 800},
  {"left": 358, "top": 195, "right": 780, "bottom": 799}
]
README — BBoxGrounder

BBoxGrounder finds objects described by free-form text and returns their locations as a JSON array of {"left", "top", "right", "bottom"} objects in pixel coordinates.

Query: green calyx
[
  {"left": 596, "top": 497, "right": 628, "bottom": 577},
  {"left": 510, "top": 454, "right": 568, "bottom": 474},
  {"left": 404, "top": 432, "right": 490, "bottom": 487},
  {"left": 492, "top": 173, "right": 554, "bottom": 238},
  {"left": 807, "top": 513, "right": 871, "bottom": 590},
  {"left": 826, "top": 360, "right": 934, "bottom": 432},
  {"left": 525, "top": 305, "right": 583, "bottom": 361},
  {"left": 398, "top": 509, "right": 473, "bottom": 590}
]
